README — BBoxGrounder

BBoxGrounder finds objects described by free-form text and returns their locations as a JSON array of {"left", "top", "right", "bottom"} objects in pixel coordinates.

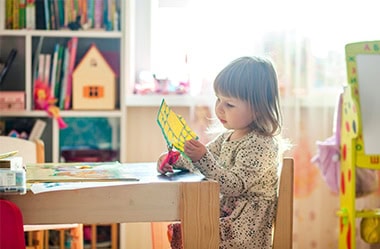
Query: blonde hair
[{"left": 213, "top": 56, "right": 282, "bottom": 136}]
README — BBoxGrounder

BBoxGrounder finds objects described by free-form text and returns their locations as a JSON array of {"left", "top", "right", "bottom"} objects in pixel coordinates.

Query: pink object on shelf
[{"left": 0, "top": 91, "right": 24, "bottom": 110}]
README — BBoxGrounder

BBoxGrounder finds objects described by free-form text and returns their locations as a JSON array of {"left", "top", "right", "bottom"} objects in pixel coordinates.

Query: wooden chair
[
  {"left": 0, "top": 136, "right": 83, "bottom": 249},
  {"left": 84, "top": 224, "right": 118, "bottom": 249},
  {"left": 272, "top": 157, "right": 294, "bottom": 249}
]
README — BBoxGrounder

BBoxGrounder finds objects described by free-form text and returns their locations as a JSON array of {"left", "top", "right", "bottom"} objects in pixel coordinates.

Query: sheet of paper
[
  {"left": 30, "top": 181, "right": 130, "bottom": 194},
  {"left": 156, "top": 99, "right": 198, "bottom": 153},
  {"left": 26, "top": 162, "right": 139, "bottom": 183}
]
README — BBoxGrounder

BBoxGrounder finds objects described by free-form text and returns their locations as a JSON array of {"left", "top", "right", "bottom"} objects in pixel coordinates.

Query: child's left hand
[{"left": 184, "top": 139, "right": 207, "bottom": 162}]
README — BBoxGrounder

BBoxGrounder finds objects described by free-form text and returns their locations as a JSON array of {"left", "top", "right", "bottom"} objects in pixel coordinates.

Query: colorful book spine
[
  {"left": 111, "top": 0, "right": 118, "bottom": 31},
  {"left": 5, "top": 0, "right": 13, "bottom": 29},
  {"left": 26, "top": 0, "right": 36, "bottom": 30},
  {"left": 32, "top": 36, "right": 44, "bottom": 87},
  {"left": 59, "top": 47, "right": 69, "bottom": 109},
  {"left": 50, "top": 43, "right": 60, "bottom": 97},
  {"left": 54, "top": 45, "right": 64, "bottom": 102},
  {"left": 103, "top": 0, "right": 109, "bottom": 30},
  {"left": 43, "top": 0, "right": 50, "bottom": 30},
  {"left": 1, "top": 0, "right": 119, "bottom": 30},
  {"left": 93, "top": 0, "right": 103, "bottom": 29},
  {"left": 43, "top": 53, "right": 51, "bottom": 86},
  {"left": 35, "top": 0, "right": 46, "bottom": 30},
  {"left": 0, "top": 1, "right": 4, "bottom": 30},
  {"left": 48, "top": 0, "right": 56, "bottom": 30},
  {"left": 57, "top": 0, "right": 64, "bottom": 28},
  {"left": 53, "top": 0, "right": 60, "bottom": 29},
  {"left": 87, "top": 0, "right": 94, "bottom": 29},
  {"left": 19, "top": 0, "right": 26, "bottom": 29},
  {"left": 80, "top": 0, "right": 88, "bottom": 27},
  {"left": 64, "top": 37, "right": 78, "bottom": 110},
  {"left": 38, "top": 53, "right": 45, "bottom": 82},
  {"left": 12, "top": 0, "right": 20, "bottom": 29}
]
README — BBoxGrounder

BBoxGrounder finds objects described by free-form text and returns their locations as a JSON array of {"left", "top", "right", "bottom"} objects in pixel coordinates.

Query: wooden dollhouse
[
  {"left": 338, "top": 40, "right": 380, "bottom": 249},
  {"left": 72, "top": 44, "right": 116, "bottom": 110}
]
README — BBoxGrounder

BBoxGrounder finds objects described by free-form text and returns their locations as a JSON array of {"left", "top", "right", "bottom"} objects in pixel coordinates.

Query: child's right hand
[{"left": 157, "top": 153, "right": 174, "bottom": 174}]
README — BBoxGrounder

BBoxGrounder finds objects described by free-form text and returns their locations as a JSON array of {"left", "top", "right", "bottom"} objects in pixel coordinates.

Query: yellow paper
[{"left": 156, "top": 99, "right": 198, "bottom": 153}]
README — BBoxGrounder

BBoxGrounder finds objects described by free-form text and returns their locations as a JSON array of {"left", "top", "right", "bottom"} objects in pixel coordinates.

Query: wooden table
[{"left": 2, "top": 163, "right": 220, "bottom": 249}]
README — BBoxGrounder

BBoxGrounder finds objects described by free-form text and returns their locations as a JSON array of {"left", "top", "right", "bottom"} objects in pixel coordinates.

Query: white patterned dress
[{"left": 174, "top": 130, "right": 280, "bottom": 249}]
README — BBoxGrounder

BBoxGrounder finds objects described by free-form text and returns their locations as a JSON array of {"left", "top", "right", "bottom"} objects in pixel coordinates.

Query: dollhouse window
[{"left": 83, "top": 86, "right": 104, "bottom": 99}]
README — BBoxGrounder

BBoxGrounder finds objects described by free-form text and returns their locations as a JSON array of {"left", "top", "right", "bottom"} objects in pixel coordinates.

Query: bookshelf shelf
[{"left": 0, "top": 29, "right": 122, "bottom": 38}]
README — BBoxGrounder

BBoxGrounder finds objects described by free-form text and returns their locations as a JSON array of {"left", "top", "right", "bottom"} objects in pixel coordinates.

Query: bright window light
[{"left": 149, "top": 0, "right": 380, "bottom": 97}]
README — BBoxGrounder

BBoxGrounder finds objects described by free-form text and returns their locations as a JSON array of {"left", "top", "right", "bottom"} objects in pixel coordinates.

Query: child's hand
[
  {"left": 184, "top": 139, "right": 207, "bottom": 162},
  {"left": 157, "top": 153, "right": 174, "bottom": 174}
]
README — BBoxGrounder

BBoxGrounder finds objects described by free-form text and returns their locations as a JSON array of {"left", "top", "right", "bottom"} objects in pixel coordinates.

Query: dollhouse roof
[{"left": 73, "top": 44, "right": 116, "bottom": 77}]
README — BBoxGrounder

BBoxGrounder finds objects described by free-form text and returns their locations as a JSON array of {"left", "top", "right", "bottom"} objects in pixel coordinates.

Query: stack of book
[
  {"left": 34, "top": 37, "right": 78, "bottom": 110},
  {"left": 4, "top": 0, "right": 120, "bottom": 31}
]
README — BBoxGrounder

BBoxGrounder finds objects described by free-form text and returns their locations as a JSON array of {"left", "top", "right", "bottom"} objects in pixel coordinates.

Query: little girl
[{"left": 158, "top": 56, "right": 285, "bottom": 249}]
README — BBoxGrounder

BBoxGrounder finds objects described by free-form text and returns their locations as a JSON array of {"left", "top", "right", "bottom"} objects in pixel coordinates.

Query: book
[
  {"left": 57, "top": 0, "right": 64, "bottom": 28},
  {"left": 0, "top": 0, "right": 5, "bottom": 30},
  {"left": 81, "top": 0, "right": 88, "bottom": 27},
  {"left": 43, "top": 53, "right": 51, "bottom": 85},
  {"left": 19, "top": 0, "right": 26, "bottom": 29},
  {"left": 26, "top": 0, "right": 36, "bottom": 30},
  {"left": 32, "top": 37, "right": 44, "bottom": 103},
  {"left": 48, "top": 0, "right": 56, "bottom": 30},
  {"left": 28, "top": 119, "right": 46, "bottom": 141},
  {"left": 59, "top": 47, "right": 69, "bottom": 109},
  {"left": 43, "top": 0, "right": 50, "bottom": 30},
  {"left": 12, "top": 0, "right": 20, "bottom": 29},
  {"left": 86, "top": 0, "right": 94, "bottom": 28},
  {"left": 64, "top": 37, "right": 78, "bottom": 110},
  {"left": 49, "top": 43, "right": 59, "bottom": 95},
  {"left": 5, "top": 0, "right": 13, "bottom": 29},
  {"left": 64, "top": 0, "right": 72, "bottom": 27},
  {"left": 37, "top": 53, "right": 45, "bottom": 82},
  {"left": 35, "top": 0, "right": 46, "bottom": 29},
  {"left": 0, "top": 156, "right": 23, "bottom": 170},
  {"left": 52, "top": 0, "right": 60, "bottom": 29},
  {"left": 93, "top": 0, "right": 103, "bottom": 29},
  {"left": 53, "top": 45, "right": 64, "bottom": 101}
]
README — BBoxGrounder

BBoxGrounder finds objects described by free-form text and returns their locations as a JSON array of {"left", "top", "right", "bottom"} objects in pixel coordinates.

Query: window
[{"left": 135, "top": 0, "right": 380, "bottom": 100}]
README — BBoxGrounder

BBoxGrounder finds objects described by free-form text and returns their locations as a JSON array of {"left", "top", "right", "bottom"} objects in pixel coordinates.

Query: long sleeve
[{"left": 193, "top": 131, "right": 279, "bottom": 198}]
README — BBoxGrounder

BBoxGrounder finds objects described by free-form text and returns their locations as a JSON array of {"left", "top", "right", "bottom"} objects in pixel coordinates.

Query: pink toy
[{"left": 33, "top": 79, "right": 67, "bottom": 129}]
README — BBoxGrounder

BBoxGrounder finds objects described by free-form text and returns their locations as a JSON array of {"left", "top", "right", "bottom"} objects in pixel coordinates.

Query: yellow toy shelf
[{"left": 339, "top": 40, "right": 380, "bottom": 249}]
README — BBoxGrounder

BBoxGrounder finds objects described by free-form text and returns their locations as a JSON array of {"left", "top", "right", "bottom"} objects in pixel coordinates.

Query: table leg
[{"left": 180, "top": 181, "right": 220, "bottom": 249}]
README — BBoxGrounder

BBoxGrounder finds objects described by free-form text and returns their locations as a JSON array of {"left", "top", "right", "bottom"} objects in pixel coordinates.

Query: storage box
[
  {"left": 0, "top": 91, "right": 25, "bottom": 111},
  {"left": 0, "top": 156, "right": 23, "bottom": 170},
  {"left": 0, "top": 169, "right": 26, "bottom": 195}
]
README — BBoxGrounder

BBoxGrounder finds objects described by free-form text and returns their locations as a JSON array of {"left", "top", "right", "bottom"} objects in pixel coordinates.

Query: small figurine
[
  {"left": 68, "top": 16, "right": 82, "bottom": 31},
  {"left": 33, "top": 79, "right": 67, "bottom": 129}
]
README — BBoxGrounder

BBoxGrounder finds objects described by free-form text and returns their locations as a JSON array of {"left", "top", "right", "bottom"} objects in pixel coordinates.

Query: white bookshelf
[{"left": 0, "top": 0, "right": 132, "bottom": 163}]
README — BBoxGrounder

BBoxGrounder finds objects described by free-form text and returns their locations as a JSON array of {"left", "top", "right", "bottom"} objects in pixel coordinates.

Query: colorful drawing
[
  {"left": 26, "top": 162, "right": 138, "bottom": 183},
  {"left": 156, "top": 99, "right": 198, "bottom": 154}
]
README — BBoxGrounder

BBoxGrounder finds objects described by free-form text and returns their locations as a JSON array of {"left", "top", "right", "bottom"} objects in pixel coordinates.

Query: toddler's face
[{"left": 214, "top": 94, "right": 255, "bottom": 135}]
